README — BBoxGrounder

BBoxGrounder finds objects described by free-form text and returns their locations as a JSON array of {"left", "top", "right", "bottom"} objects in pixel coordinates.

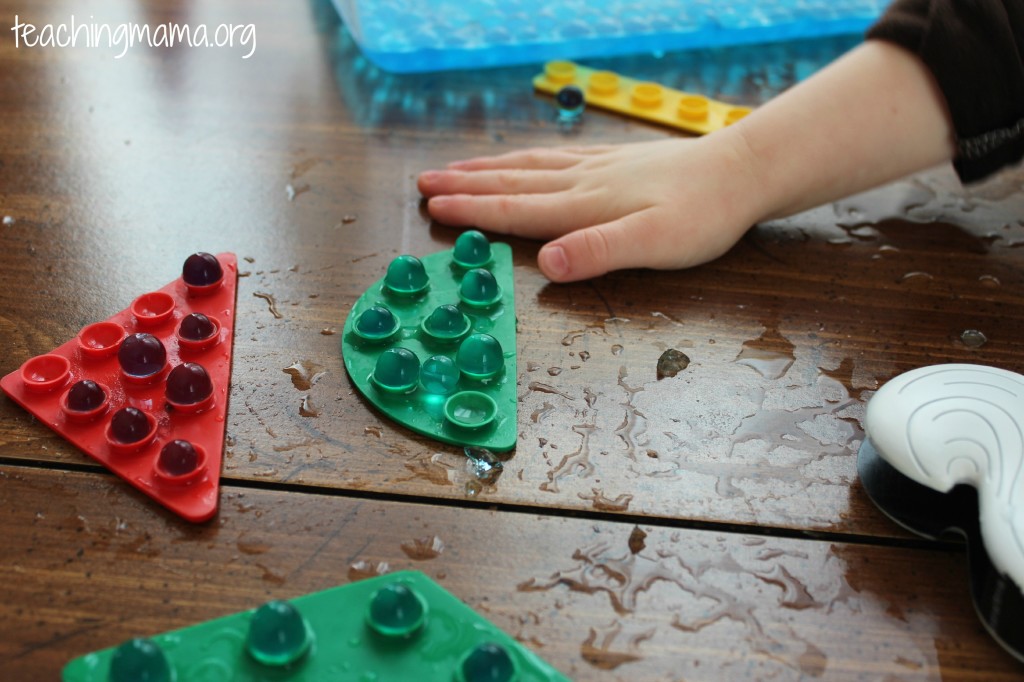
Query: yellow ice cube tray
[{"left": 533, "top": 60, "right": 754, "bottom": 135}]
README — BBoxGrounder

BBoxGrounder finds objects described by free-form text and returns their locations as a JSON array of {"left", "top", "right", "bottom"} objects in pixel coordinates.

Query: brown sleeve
[{"left": 867, "top": 0, "right": 1024, "bottom": 183}]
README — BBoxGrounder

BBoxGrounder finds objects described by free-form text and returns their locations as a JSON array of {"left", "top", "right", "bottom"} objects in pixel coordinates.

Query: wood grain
[
  {"left": 1, "top": 1, "right": 1024, "bottom": 676},
  {"left": 2, "top": 465, "right": 1021, "bottom": 681}
]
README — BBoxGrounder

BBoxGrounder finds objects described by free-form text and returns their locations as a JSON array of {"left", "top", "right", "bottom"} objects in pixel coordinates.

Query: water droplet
[
  {"left": 299, "top": 396, "right": 320, "bottom": 417},
  {"left": 628, "top": 527, "right": 646, "bottom": 555},
  {"left": 400, "top": 535, "right": 445, "bottom": 560},
  {"left": 960, "top": 329, "right": 988, "bottom": 348},
  {"left": 611, "top": 344, "right": 624, "bottom": 356},
  {"left": 348, "top": 560, "right": 390, "bottom": 581},
  {"left": 283, "top": 360, "right": 326, "bottom": 391},
  {"left": 656, "top": 349, "right": 690, "bottom": 379},
  {"left": 978, "top": 274, "right": 1001, "bottom": 287},
  {"left": 253, "top": 292, "right": 283, "bottom": 319},
  {"left": 2, "top": 216, "right": 14, "bottom": 226},
  {"left": 464, "top": 446, "right": 503, "bottom": 484}
]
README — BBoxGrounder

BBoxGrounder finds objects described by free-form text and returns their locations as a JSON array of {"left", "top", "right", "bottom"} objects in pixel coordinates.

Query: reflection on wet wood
[{"left": 3, "top": 466, "right": 1022, "bottom": 681}]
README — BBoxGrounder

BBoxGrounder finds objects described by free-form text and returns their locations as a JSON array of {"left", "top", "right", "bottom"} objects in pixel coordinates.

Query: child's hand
[
  {"left": 418, "top": 41, "right": 958, "bottom": 283},
  {"left": 417, "top": 134, "right": 766, "bottom": 282}
]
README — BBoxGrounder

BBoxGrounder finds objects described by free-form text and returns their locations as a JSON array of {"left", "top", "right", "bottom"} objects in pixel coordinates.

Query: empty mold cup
[
  {"left": 106, "top": 406, "right": 158, "bottom": 455},
  {"left": 384, "top": 255, "right": 429, "bottom": 296},
  {"left": 588, "top": 71, "right": 619, "bottom": 96},
  {"left": 354, "top": 304, "right": 401, "bottom": 342},
  {"left": 452, "top": 230, "right": 492, "bottom": 269},
  {"left": 118, "top": 333, "right": 168, "bottom": 384},
  {"left": 456, "top": 333, "right": 504, "bottom": 381},
  {"left": 456, "top": 642, "right": 518, "bottom": 682},
  {"left": 677, "top": 94, "right": 709, "bottom": 122},
  {"left": 420, "top": 355, "right": 460, "bottom": 394},
  {"left": 130, "top": 291, "right": 175, "bottom": 329},
  {"left": 246, "top": 600, "right": 312, "bottom": 667},
  {"left": 77, "top": 321, "right": 126, "bottom": 360},
  {"left": 421, "top": 304, "right": 470, "bottom": 343},
  {"left": 20, "top": 354, "right": 71, "bottom": 393},
  {"left": 182, "top": 252, "right": 224, "bottom": 296},
  {"left": 108, "top": 638, "right": 174, "bottom": 682},
  {"left": 458, "top": 269, "right": 502, "bottom": 308},
  {"left": 544, "top": 60, "right": 576, "bottom": 84},
  {"left": 444, "top": 391, "right": 497, "bottom": 431},
  {"left": 631, "top": 82, "right": 663, "bottom": 108},
  {"left": 366, "top": 582, "right": 428, "bottom": 638},
  {"left": 155, "top": 440, "right": 207, "bottom": 484},
  {"left": 372, "top": 347, "right": 420, "bottom": 393},
  {"left": 61, "top": 379, "right": 109, "bottom": 423}
]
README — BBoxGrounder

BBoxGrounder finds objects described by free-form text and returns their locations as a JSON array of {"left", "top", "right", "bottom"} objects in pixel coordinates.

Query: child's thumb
[{"left": 537, "top": 217, "right": 651, "bottom": 282}]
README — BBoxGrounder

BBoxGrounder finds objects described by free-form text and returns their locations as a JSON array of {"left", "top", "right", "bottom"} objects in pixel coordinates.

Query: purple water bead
[
  {"left": 179, "top": 313, "right": 216, "bottom": 341},
  {"left": 118, "top": 333, "right": 166, "bottom": 377},
  {"left": 110, "top": 407, "right": 151, "bottom": 444},
  {"left": 159, "top": 440, "right": 200, "bottom": 476},
  {"left": 182, "top": 252, "right": 223, "bottom": 287},
  {"left": 166, "top": 363, "right": 213, "bottom": 405},
  {"left": 66, "top": 379, "right": 105, "bottom": 412}
]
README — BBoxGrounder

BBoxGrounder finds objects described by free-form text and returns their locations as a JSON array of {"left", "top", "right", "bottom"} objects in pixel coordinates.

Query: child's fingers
[
  {"left": 417, "top": 169, "right": 572, "bottom": 197},
  {"left": 445, "top": 146, "right": 605, "bottom": 171},
  {"left": 537, "top": 208, "right": 662, "bottom": 282},
  {"left": 425, "top": 191, "right": 588, "bottom": 239}
]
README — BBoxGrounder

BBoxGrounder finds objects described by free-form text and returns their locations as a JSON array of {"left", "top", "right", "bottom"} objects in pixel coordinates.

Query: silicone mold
[
  {"left": 330, "top": 0, "right": 884, "bottom": 73},
  {"left": 858, "top": 363, "right": 1024, "bottom": 662},
  {"left": 62, "top": 571, "right": 570, "bottom": 681},
  {"left": 0, "top": 252, "right": 238, "bottom": 523},
  {"left": 534, "top": 60, "right": 753, "bottom": 135},
  {"left": 342, "top": 232, "right": 517, "bottom": 451}
]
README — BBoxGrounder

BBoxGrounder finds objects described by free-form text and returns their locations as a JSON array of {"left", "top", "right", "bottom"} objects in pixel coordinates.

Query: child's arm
[{"left": 417, "top": 40, "right": 955, "bottom": 282}]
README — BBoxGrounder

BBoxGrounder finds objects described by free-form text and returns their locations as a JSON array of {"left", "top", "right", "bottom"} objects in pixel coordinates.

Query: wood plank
[{"left": 2, "top": 465, "right": 1021, "bottom": 680}]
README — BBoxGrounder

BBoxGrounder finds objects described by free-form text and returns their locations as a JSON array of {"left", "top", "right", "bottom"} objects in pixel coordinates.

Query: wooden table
[{"left": 2, "top": 1, "right": 1023, "bottom": 679}]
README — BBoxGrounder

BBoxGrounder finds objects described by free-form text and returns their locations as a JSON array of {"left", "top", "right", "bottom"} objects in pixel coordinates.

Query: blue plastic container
[{"left": 330, "top": 0, "right": 884, "bottom": 73}]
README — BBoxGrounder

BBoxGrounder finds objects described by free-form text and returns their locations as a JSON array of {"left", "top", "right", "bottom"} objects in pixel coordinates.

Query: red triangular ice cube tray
[{"left": 0, "top": 253, "right": 238, "bottom": 523}]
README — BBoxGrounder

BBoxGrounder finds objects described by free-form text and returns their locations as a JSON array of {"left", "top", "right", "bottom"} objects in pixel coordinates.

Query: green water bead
[
  {"left": 458, "top": 268, "right": 502, "bottom": 308},
  {"left": 453, "top": 230, "right": 492, "bottom": 268},
  {"left": 246, "top": 600, "right": 312, "bottom": 667},
  {"left": 366, "top": 582, "right": 428, "bottom": 637},
  {"left": 456, "top": 333, "right": 504, "bottom": 380},
  {"left": 420, "top": 355, "right": 460, "bottom": 394},
  {"left": 108, "top": 638, "right": 173, "bottom": 682},
  {"left": 384, "top": 255, "right": 429, "bottom": 295},
  {"left": 458, "top": 642, "right": 518, "bottom": 682},
  {"left": 355, "top": 305, "right": 399, "bottom": 340},
  {"left": 422, "top": 304, "right": 470, "bottom": 341},
  {"left": 373, "top": 347, "right": 421, "bottom": 392}
]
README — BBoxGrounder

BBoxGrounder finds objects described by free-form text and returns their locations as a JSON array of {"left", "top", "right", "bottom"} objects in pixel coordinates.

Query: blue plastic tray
[{"left": 330, "top": 0, "right": 884, "bottom": 73}]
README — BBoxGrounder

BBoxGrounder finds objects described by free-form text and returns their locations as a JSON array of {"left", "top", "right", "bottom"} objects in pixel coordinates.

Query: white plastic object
[{"left": 865, "top": 363, "right": 1024, "bottom": 591}]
